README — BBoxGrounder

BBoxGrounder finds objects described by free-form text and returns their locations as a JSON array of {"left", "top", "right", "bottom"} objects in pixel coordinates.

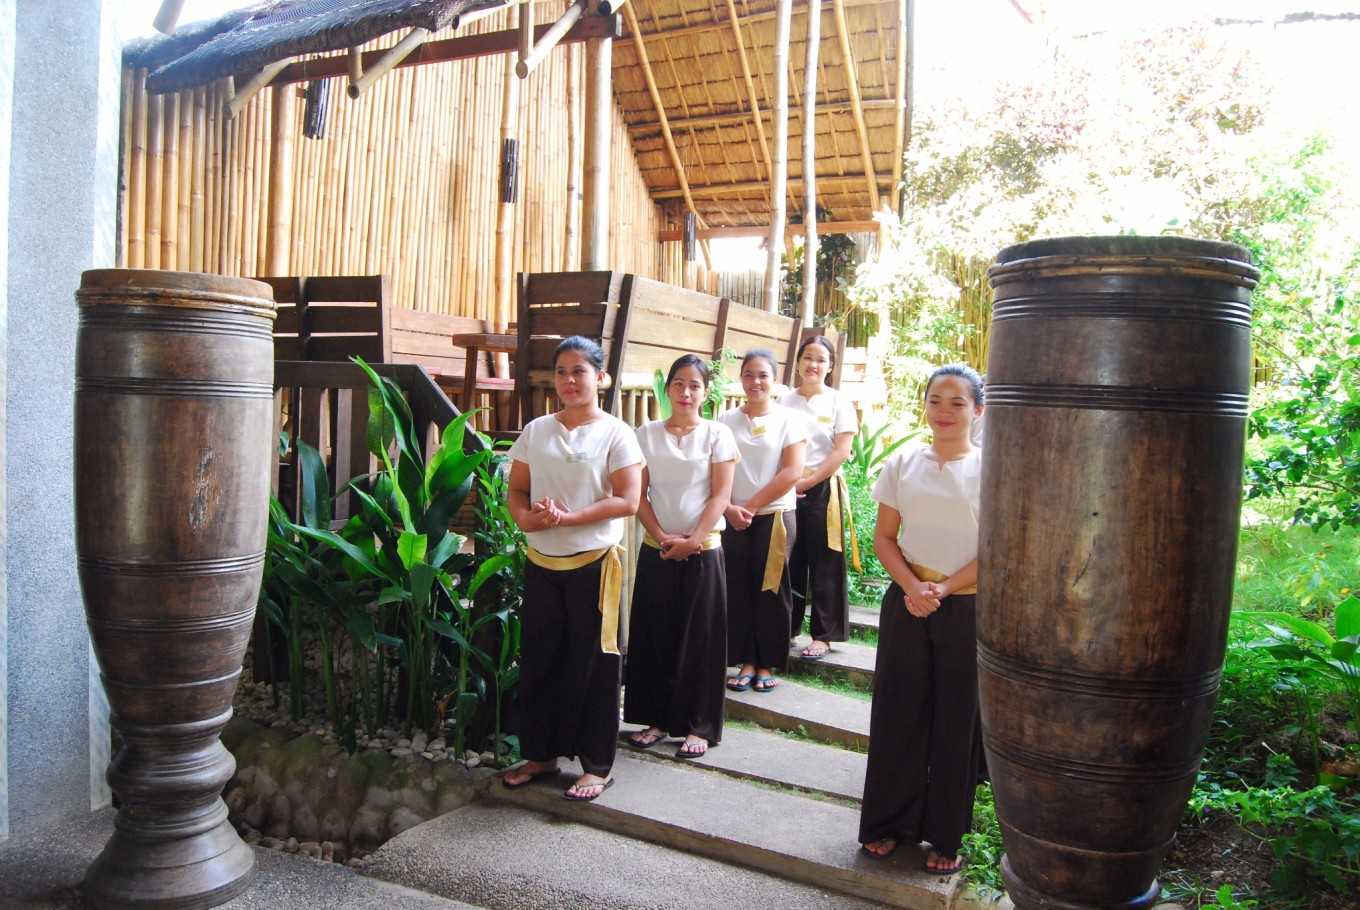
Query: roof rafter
[
  {"left": 725, "top": 0, "right": 773, "bottom": 182},
  {"left": 628, "top": 96, "right": 895, "bottom": 136},
  {"left": 831, "top": 0, "right": 879, "bottom": 210},
  {"left": 617, "top": 0, "right": 888, "bottom": 45}
]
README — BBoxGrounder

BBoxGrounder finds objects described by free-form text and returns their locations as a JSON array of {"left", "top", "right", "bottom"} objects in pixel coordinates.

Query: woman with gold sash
[
  {"left": 859, "top": 364, "right": 984, "bottom": 874},
  {"left": 624, "top": 355, "right": 739, "bottom": 758},
  {"left": 719, "top": 350, "right": 806, "bottom": 694},
  {"left": 783, "top": 335, "right": 859, "bottom": 660},
  {"left": 502, "top": 337, "right": 643, "bottom": 801}
]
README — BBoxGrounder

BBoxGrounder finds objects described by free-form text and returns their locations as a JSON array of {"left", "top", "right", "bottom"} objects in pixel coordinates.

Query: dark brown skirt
[
  {"left": 790, "top": 477, "right": 849, "bottom": 642},
  {"left": 722, "top": 511, "right": 795, "bottom": 671},
  {"left": 859, "top": 584, "right": 981, "bottom": 855},
  {"left": 623, "top": 546, "right": 727, "bottom": 743},
  {"left": 517, "top": 556, "right": 621, "bottom": 777}
]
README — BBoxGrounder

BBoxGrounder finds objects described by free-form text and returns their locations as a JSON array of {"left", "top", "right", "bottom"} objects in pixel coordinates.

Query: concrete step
[
  {"left": 725, "top": 676, "right": 870, "bottom": 750},
  {"left": 363, "top": 801, "right": 888, "bottom": 910},
  {"left": 850, "top": 605, "right": 881, "bottom": 635},
  {"left": 620, "top": 721, "right": 867, "bottom": 803},
  {"left": 487, "top": 753, "right": 959, "bottom": 910},
  {"left": 787, "top": 634, "right": 878, "bottom": 688}
]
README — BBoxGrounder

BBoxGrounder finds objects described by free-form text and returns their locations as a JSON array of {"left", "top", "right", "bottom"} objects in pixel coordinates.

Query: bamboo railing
[{"left": 117, "top": 13, "right": 715, "bottom": 325}]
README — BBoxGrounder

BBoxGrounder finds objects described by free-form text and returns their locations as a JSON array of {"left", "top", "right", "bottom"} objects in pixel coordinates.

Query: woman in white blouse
[
  {"left": 718, "top": 350, "right": 806, "bottom": 693},
  {"left": 625, "top": 355, "right": 739, "bottom": 758},
  {"left": 501, "top": 336, "right": 643, "bottom": 802},
  {"left": 859, "top": 364, "right": 984, "bottom": 874},
  {"left": 783, "top": 336, "right": 859, "bottom": 660}
]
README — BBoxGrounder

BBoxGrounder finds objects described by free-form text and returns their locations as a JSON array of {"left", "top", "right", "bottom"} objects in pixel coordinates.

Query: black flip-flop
[
  {"left": 628, "top": 730, "right": 667, "bottom": 750},
  {"left": 800, "top": 645, "right": 831, "bottom": 662},
  {"left": 501, "top": 766, "right": 558, "bottom": 789},
  {"left": 563, "top": 778, "right": 614, "bottom": 802},
  {"left": 859, "top": 839, "right": 899, "bottom": 860},
  {"left": 675, "top": 741, "right": 710, "bottom": 759},
  {"left": 726, "top": 673, "right": 754, "bottom": 692}
]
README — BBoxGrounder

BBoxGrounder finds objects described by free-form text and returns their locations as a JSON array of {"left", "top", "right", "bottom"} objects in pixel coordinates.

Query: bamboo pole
[
  {"left": 146, "top": 92, "right": 163, "bottom": 269},
  {"left": 628, "top": 97, "right": 895, "bottom": 137},
  {"left": 762, "top": 0, "right": 792, "bottom": 313},
  {"left": 348, "top": 45, "right": 363, "bottom": 90},
  {"left": 348, "top": 28, "right": 431, "bottom": 98},
  {"left": 128, "top": 70, "right": 147, "bottom": 268},
  {"left": 177, "top": 90, "right": 193, "bottom": 266},
  {"left": 724, "top": 0, "right": 772, "bottom": 182},
  {"left": 190, "top": 86, "right": 207, "bottom": 270},
  {"left": 267, "top": 84, "right": 295, "bottom": 276},
  {"left": 161, "top": 93, "right": 179, "bottom": 269},
  {"left": 226, "top": 59, "right": 293, "bottom": 120},
  {"left": 802, "top": 0, "right": 820, "bottom": 324},
  {"left": 582, "top": 0, "right": 612, "bottom": 270},
  {"left": 117, "top": 68, "right": 133, "bottom": 267},
  {"left": 154, "top": 0, "right": 187, "bottom": 35},
  {"left": 517, "top": 0, "right": 585, "bottom": 78},
  {"left": 892, "top": 0, "right": 914, "bottom": 215},
  {"left": 831, "top": 0, "right": 879, "bottom": 211},
  {"left": 518, "top": 0, "right": 533, "bottom": 67},
  {"left": 564, "top": 42, "right": 582, "bottom": 269}
]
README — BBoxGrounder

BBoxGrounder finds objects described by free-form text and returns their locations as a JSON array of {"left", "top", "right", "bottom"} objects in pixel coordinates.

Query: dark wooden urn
[
  {"left": 979, "top": 237, "right": 1258, "bottom": 910},
  {"left": 75, "top": 270, "right": 275, "bottom": 909}
]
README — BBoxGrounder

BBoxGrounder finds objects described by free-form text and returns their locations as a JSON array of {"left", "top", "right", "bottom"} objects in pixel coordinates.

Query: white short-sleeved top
[
  {"left": 508, "top": 413, "right": 643, "bottom": 556},
  {"left": 783, "top": 387, "right": 858, "bottom": 472},
  {"left": 717, "top": 406, "right": 807, "bottom": 515},
  {"left": 872, "top": 444, "right": 981, "bottom": 576},
  {"left": 636, "top": 419, "right": 739, "bottom": 536}
]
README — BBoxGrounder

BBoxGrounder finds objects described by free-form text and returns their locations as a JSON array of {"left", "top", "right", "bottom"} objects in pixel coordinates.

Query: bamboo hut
[{"left": 119, "top": 0, "right": 913, "bottom": 329}]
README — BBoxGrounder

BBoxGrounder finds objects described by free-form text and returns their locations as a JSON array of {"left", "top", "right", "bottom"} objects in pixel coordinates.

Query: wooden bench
[{"left": 262, "top": 275, "right": 514, "bottom": 427}]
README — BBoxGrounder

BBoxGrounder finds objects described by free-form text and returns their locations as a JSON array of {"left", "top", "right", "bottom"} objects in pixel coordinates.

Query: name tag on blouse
[
  {"left": 817, "top": 415, "right": 835, "bottom": 425},
  {"left": 751, "top": 422, "right": 767, "bottom": 437},
  {"left": 566, "top": 450, "right": 594, "bottom": 464}
]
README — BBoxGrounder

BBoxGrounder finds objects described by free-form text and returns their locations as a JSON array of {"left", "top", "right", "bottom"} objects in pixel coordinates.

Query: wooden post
[
  {"left": 154, "top": 0, "right": 187, "bottom": 35},
  {"left": 347, "top": 28, "right": 432, "bottom": 99},
  {"left": 582, "top": 0, "right": 613, "bottom": 270},
  {"left": 892, "top": 0, "right": 914, "bottom": 216},
  {"left": 267, "top": 85, "right": 295, "bottom": 276},
  {"left": 518, "top": 1, "right": 586, "bottom": 78},
  {"left": 564, "top": 43, "right": 583, "bottom": 269},
  {"left": 762, "top": 0, "right": 792, "bottom": 313},
  {"left": 802, "top": 0, "right": 821, "bottom": 325},
  {"left": 494, "top": 3, "right": 523, "bottom": 334},
  {"left": 225, "top": 59, "right": 292, "bottom": 120}
]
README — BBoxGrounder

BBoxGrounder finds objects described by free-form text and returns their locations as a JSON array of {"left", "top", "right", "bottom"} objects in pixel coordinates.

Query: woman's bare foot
[
  {"left": 677, "top": 735, "right": 708, "bottom": 757},
  {"left": 925, "top": 850, "right": 964, "bottom": 873},
  {"left": 629, "top": 727, "right": 666, "bottom": 748},
  {"left": 564, "top": 773, "right": 612, "bottom": 801},
  {"left": 801, "top": 640, "right": 831, "bottom": 659},
  {"left": 862, "top": 838, "right": 897, "bottom": 857},
  {"left": 502, "top": 758, "right": 557, "bottom": 787}
]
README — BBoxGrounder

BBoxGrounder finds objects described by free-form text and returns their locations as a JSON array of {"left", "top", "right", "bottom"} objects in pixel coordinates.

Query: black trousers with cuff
[{"left": 790, "top": 477, "right": 849, "bottom": 642}]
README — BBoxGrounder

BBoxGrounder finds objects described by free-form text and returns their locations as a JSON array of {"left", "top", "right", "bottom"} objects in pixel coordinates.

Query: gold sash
[
  {"left": 642, "top": 531, "right": 723, "bottom": 552},
  {"left": 908, "top": 561, "right": 977, "bottom": 596},
  {"left": 526, "top": 545, "right": 624, "bottom": 655},
  {"left": 827, "top": 471, "right": 863, "bottom": 573},
  {"left": 761, "top": 511, "right": 788, "bottom": 593}
]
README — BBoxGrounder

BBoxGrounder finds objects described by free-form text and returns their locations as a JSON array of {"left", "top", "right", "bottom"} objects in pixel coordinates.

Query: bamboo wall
[{"left": 117, "top": 14, "right": 714, "bottom": 324}]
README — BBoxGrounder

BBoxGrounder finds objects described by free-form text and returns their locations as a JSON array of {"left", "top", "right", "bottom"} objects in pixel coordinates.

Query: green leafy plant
[
  {"left": 960, "top": 783, "right": 1006, "bottom": 899},
  {"left": 848, "top": 419, "right": 920, "bottom": 476}
]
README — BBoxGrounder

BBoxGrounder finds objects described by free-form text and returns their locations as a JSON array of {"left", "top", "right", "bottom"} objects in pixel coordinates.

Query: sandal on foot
[
  {"left": 501, "top": 765, "right": 558, "bottom": 789},
  {"left": 628, "top": 729, "right": 666, "bottom": 749},
  {"left": 860, "top": 839, "right": 899, "bottom": 860},
  {"left": 726, "top": 673, "right": 754, "bottom": 692},
  {"left": 563, "top": 778, "right": 614, "bottom": 802},
  {"left": 800, "top": 642, "right": 831, "bottom": 661},
  {"left": 675, "top": 740, "right": 709, "bottom": 759},
  {"left": 925, "top": 851, "right": 965, "bottom": 874},
  {"left": 753, "top": 675, "right": 778, "bottom": 692}
]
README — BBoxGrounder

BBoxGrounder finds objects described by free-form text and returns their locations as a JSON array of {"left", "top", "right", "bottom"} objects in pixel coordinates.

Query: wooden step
[
  {"left": 724, "top": 676, "right": 870, "bottom": 751},
  {"left": 620, "top": 721, "right": 867, "bottom": 803},
  {"left": 788, "top": 634, "right": 877, "bottom": 688},
  {"left": 489, "top": 753, "right": 959, "bottom": 910},
  {"left": 850, "top": 605, "right": 880, "bottom": 635}
]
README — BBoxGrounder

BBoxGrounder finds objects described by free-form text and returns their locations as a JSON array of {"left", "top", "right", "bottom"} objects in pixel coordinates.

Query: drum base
[
  {"left": 83, "top": 812, "right": 254, "bottom": 910},
  {"left": 1003, "top": 856, "right": 1160, "bottom": 910}
]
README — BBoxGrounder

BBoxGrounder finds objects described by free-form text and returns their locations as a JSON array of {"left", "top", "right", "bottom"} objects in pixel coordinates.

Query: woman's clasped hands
[
  {"left": 904, "top": 580, "right": 946, "bottom": 618},
  {"left": 527, "top": 497, "right": 568, "bottom": 530},
  {"left": 657, "top": 532, "right": 702, "bottom": 561}
]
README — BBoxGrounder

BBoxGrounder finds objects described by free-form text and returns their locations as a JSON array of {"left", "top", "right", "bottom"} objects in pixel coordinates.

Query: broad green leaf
[
  {"left": 397, "top": 531, "right": 428, "bottom": 571},
  {"left": 1336, "top": 594, "right": 1360, "bottom": 639},
  {"left": 427, "top": 530, "right": 466, "bottom": 569},
  {"left": 410, "top": 561, "right": 436, "bottom": 613},
  {"left": 292, "top": 525, "right": 395, "bottom": 584},
  {"left": 1253, "top": 612, "right": 1335, "bottom": 647},
  {"left": 467, "top": 553, "right": 512, "bottom": 599},
  {"left": 430, "top": 617, "right": 471, "bottom": 649},
  {"left": 297, "top": 440, "right": 333, "bottom": 530}
]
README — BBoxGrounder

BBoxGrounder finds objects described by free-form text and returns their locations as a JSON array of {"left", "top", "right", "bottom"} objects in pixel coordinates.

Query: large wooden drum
[
  {"left": 979, "top": 237, "right": 1258, "bottom": 909},
  {"left": 75, "top": 270, "right": 275, "bottom": 908}
]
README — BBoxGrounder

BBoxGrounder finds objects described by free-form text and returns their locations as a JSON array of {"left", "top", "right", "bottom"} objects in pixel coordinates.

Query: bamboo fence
[{"left": 117, "top": 13, "right": 715, "bottom": 324}]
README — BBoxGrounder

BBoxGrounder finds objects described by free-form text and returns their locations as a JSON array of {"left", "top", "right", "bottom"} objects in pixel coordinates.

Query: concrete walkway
[
  {"left": 850, "top": 605, "right": 881, "bottom": 634},
  {"left": 488, "top": 752, "right": 958, "bottom": 909},
  {"left": 0, "top": 808, "right": 478, "bottom": 910},
  {"left": 363, "top": 801, "right": 888, "bottom": 910},
  {"left": 788, "top": 634, "right": 878, "bottom": 686},
  {"left": 620, "top": 721, "right": 867, "bottom": 802},
  {"left": 725, "top": 675, "right": 871, "bottom": 750}
]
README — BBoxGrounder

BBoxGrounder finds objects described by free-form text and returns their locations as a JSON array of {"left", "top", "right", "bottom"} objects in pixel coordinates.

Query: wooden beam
[
  {"left": 802, "top": 0, "right": 821, "bottom": 324},
  {"left": 831, "top": 0, "right": 879, "bottom": 210},
  {"left": 347, "top": 27, "right": 431, "bottom": 98},
  {"left": 893, "top": 0, "right": 914, "bottom": 215},
  {"left": 517, "top": 0, "right": 586, "bottom": 78},
  {"left": 763, "top": 0, "right": 792, "bottom": 312},
  {"left": 494, "top": 5, "right": 523, "bottom": 334},
  {"left": 651, "top": 173, "right": 891, "bottom": 200},
  {"left": 725, "top": 0, "right": 773, "bottom": 182},
  {"left": 618, "top": 0, "right": 888, "bottom": 45},
  {"left": 225, "top": 59, "right": 292, "bottom": 119},
  {"left": 266, "top": 85, "right": 295, "bottom": 275},
  {"left": 621, "top": 2, "right": 712, "bottom": 271},
  {"left": 629, "top": 97, "right": 894, "bottom": 136},
  {"left": 265, "top": 16, "right": 622, "bottom": 88},
  {"left": 154, "top": 0, "right": 187, "bottom": 35},
  {"left": 582, "top": 1, "right": 614, "bottom": 270},
  {"left": 659, "top": 220, "right": 878, "bottom": 241},
  {"left": 564, "top": 43, "right": 583, "bottom": 269}
]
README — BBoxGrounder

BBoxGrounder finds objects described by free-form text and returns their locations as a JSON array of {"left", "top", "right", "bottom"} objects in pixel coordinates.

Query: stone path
[
  {"left": 850, "top": 604, "right": 881, "bottom": 634},
  {"left": 488, "top": 754, "right": 958, "bottom": 910}
]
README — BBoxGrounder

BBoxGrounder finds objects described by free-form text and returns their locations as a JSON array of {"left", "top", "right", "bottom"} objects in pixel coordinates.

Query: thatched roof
[
  {"left": 136, "top": 0, "right": 479, "bottom": 93},
  {"left": 617, "top": 0, "right": 909, "bottom": 229}
]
